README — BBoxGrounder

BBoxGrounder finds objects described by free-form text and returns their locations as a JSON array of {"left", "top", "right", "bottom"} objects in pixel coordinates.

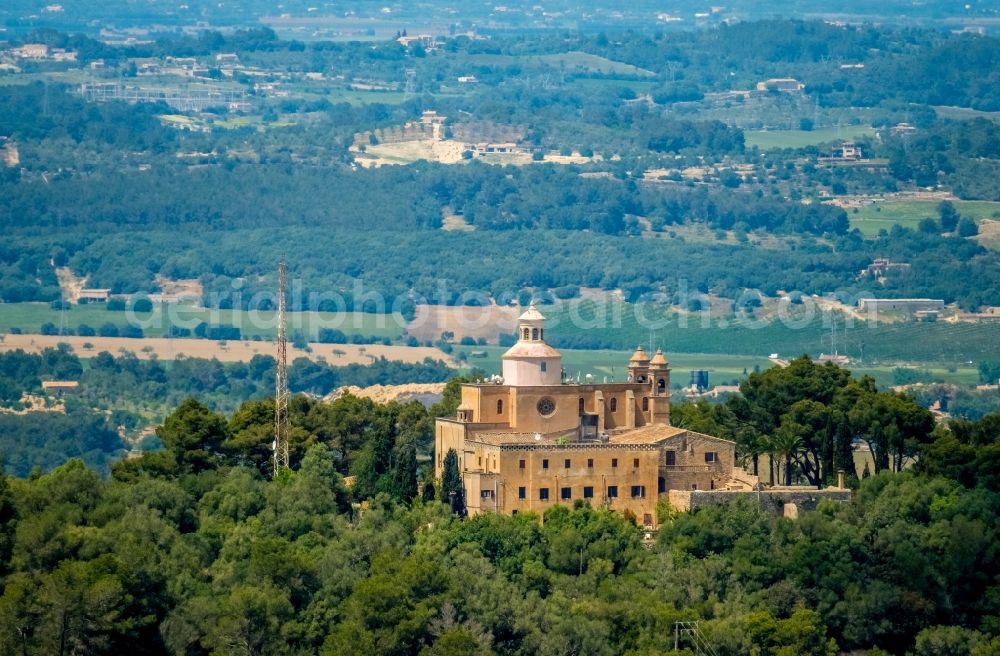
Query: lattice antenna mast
[{"left": 273, "top": 260, "right": 290, "bottom": 476}]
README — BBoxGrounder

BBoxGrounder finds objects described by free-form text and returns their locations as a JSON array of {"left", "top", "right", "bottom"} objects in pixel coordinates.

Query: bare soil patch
[
  {"left": 152, "top": 275, "right": 204, "bottom": 303},
  {"left": 324, "top": 383, "right": 446, "bottom": 406},
  {"left": 0, "top": 334, "right": 457, "bottom": 366},
  {"left": 55, "top": 267, "right": 87, "bottom": 302},
  {"left": 407, "top": 303, "right": 521, "bottom": 343},
  {"left": 975, "top": 219, "right": 1000, "bottom": 251},
  {"left": 0, "top": 393, "right": 65, "bottom": 415}
]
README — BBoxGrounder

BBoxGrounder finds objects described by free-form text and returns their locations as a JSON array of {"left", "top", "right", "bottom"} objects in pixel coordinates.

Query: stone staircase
[{"left": 726, "top": 466, "right": 760, "bottom": 490}]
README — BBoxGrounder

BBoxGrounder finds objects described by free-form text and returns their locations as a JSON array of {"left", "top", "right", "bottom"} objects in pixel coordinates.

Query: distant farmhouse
[
  {"left": 41, "top": 381, "right": 80, "bottom": 396},
  {"left": 863, "top": 258, "right": 911, "bottom": 277},
  {"left": 78, "top": 288, "right": 112, "bottom": 303},
  {"left": 858, "top": 298, "right": 945, "bottom": 315},
  {"left": 755, "top": 78, "right": 805, "bottom": 93}
]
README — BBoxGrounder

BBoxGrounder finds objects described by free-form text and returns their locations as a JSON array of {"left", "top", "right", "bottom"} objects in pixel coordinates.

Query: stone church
[{"left": 434, "top": 303, "right": 757, "bottom": 527}]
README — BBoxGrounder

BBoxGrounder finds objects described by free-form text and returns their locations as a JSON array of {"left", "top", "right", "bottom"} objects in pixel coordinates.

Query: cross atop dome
[
  {"left": 519, "top": 301, "right": 545, "bottom": 323},
  {"left": 629, "top": 345, "right": 650, "bottom": 364}
]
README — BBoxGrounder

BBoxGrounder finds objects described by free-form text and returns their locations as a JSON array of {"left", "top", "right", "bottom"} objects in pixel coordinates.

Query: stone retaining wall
[{"left": 667, "top": 487, "right": 851, "bottom": 515}]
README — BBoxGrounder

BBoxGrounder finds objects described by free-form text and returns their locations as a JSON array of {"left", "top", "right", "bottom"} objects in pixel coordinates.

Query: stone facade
[
  {"left": 667, "top": 488, "right": 852, "bottom": 515},
  {"left": 434, "top": 304, "right": 756, "bottom": 528}
]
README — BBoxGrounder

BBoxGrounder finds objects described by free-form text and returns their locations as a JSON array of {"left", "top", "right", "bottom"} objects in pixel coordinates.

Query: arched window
[
  {"left": 579, "top": 398, "right": 585, "bottom": 414},
  {"left": 657, "top": 378, "right": 666, "bottom": 392},
  {"left": 522, "top": 328, "right": 529, "bottom": 340},
  {"left": 531, "top": 328, "right": 539, "bottom": 340},
  {"left": 540, "top": 329, "right": 544, "bottom": 340},
  {"left": 610, "top": 398, "right": 618, "bottom": 412},
  {"left": 642, "top": 397, "right": 649, "bottom": 411},
  {"left": 497, "top": 399, "right": 503, "bottom": 415}
]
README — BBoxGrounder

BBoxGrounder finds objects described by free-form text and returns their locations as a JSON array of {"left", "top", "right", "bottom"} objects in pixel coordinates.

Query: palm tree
[
  {"left": 739, "top": 432, "right": 768, "bottom": 478},
  {"left": 761, "top": 434, "right": 776, "bottom": 486},
  {"left": 770, "top": 423, "right": 805, "bottom": 486}
]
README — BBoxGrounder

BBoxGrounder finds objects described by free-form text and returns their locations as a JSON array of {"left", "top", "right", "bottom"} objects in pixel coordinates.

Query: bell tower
[
  {"left": 649, "top": 349, "right": 671, "bottom": 425},
  {"left": 501, "top": 302, "right": 563, "bottom": 386},
  {"left": 628, "top": 345, "right": 650, "bottom": 383}
]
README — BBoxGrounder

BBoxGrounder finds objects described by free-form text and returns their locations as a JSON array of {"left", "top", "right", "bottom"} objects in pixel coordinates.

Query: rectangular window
[
  {"left": 583, "top": 486, "right": 594, "bottom": 499},
  {"left": 587, "top": 458, "right": 594, "bottom": 468},
  {"left": 705, "top": 452, "right": 718, "bottom": 463},
  {"left": 540, "top": 362, "right": 547, "bottom": 372},
  {"left": 611, "top": 458, "right": 618, "bottom": 468},
  {"left": 666, "top": 451, "right": 676, "bottom": 466},
  {"left": 564, "top": 458, "right": 571, "bottom": 469},
  {"left": 519, "top": 459, "right": 526, "bottom": 469},
  {"left": 633, "top": 458, "right": 640, "bottom": 468},
  {"left": 518, "top": 486, "right": 526, "bottom": 499},
  {"left": 607, "top": 485, "right": 618, "bottom": 498},
  {"left": 560, "top": 487, "right": 572, "bottom": 500},
  {"left": 542, "top": 459, "right": 549, "bottom": 469},
  {"left": 631, "top": 485, "right": 645, "bottom": 498},
  {"left": 481, "top": 490, "right": 493, "bottom": 498},
  {"left": 539, "top": 488, "right": 550, "bottom": 501}
]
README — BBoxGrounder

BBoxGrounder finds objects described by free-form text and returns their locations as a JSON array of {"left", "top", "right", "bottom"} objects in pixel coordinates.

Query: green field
[
  {"left": 744, "top": 125, "right": 875, "bottom": 150},
  {"left": 535, "top": 52, "right": 656, "bottom": 77},
  {"left": 932, "top": 105, "right": 1000, "bottom": 123},
  {"left": 0, "top": 70, "right": 94, "bottom": 87},
  {"left": 4, "top": 300, "right": 998, "bottom": 371},
  {"left": 463, "top": 52, "right": 654, "bottom": 77},
  {"left": 457, "top": 346, "right": 978, "bottom": 390},
  {"left": 461, "top": 347, "right": 774, "bottom": 385},
  {"left": 0, "top": 303, "right": 405, "bottom": 340},
  {"left": 537, "top": 301, "right": 1000, "bottom": 365},
  {"left": 565, "top": 78, "right": 659, "bottom": 94},
  {"left": 849, "top": 200, "right": 1000, "bottom": 236},
  {"left": 312, "top": 88, "right": 409, "bottom": 105}
]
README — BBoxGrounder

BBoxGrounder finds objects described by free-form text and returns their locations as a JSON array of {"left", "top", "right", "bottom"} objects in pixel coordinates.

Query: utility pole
[
  {"left": 273, "top": 260, "right": 290, "bottom": 476},
  {"left": 403, "top": 68, "right": 416, "bottom": 102},
  {"left": 58, "top": 289, "right": 66, "bottom": 337}
]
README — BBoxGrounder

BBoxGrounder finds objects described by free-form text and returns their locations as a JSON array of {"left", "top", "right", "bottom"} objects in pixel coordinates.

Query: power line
[{"left": 673, "top": 621, "right": 718, "bottom": 656}]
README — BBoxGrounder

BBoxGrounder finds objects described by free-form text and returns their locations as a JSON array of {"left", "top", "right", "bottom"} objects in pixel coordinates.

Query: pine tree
[
  {"left": 422, "top": 479, "right": 436, "bottom": 502},
  {"left": 439, "top": 449, "right": 465, "bottom": 515}
]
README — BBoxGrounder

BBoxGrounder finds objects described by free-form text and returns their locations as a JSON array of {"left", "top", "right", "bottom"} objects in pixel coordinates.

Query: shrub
[
  {"left": 957, "top": 217, "right": 979, "bottom": 237},
  {"left": 99, "top": 322, "right": 120, "bottom": 337},
  {"left": 131, "top": 297, "right": 154, "bottom": 313},
  {"left": 318, "top": 328, "right": 348, "bottom": 344}
]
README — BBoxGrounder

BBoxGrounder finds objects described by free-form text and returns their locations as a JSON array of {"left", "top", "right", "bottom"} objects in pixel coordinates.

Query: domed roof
[
  {"left": 629, "top": 345, "right": 650, "bottom": 363},
  {"left": 502, "top": 341, "right": 562, "bottom": 359},
  {"left": 518, "top": 302, "right": 546, "bottom": 322},
  {"left": 650, "top": 349, "right": 669, "bottom": 366}
]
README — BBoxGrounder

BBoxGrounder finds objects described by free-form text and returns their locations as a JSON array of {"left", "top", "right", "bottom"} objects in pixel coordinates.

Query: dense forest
[
  {"left": 1, "top": 6, "right": 1000, "bottom": 655},
  {"left": 2, "top": 135, "right": 998, "bottom": 308},
  {"left": 2, "top": 22, "right": 1000, "bottom": 312},
  {"left": 3, "top": 0, "right": 995, "bottom": 38},
  {"left": 0, "top": 21, "right": 1000, "bottom": 309},
  {"left": 0, "top": 361, "right": 997, "bottom": 654},
  {"left": 0, "top": 346, "right": 453, "bottom": 476}
]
